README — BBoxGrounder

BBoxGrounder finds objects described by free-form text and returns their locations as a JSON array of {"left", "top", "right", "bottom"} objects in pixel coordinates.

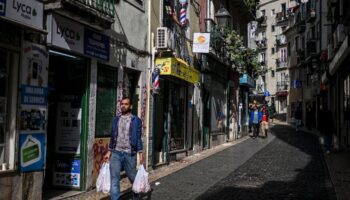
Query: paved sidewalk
[
  {"left": 285, "top": 123, "right": 350, "bottom": 200},
  {"left": 56, "top": 135, "right": 251, "bottom": 200}
]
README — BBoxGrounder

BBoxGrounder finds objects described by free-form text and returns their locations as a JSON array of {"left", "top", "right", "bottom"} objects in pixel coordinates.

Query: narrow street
[{"left": 125, "top": 124, "right": 336, "bottom": 200}]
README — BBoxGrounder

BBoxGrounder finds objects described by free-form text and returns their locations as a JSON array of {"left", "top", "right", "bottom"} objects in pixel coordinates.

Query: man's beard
[{"left": 121, "top": 108, "right": 131, "bottom": 114}]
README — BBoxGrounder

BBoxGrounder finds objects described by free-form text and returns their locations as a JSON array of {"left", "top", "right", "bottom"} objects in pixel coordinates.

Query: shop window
[
  {"left": 169, "top": 82, "right": 186, "bottom": 151},
  {"left": 95, "top": 66, "right": 118, "bottom": 137},
  {"left": 0, "top": 50, "right": 18, "bottom": 170}
]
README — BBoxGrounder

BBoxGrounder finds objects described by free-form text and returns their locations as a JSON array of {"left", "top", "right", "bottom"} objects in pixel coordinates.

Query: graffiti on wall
[
  {"left": 140, "top": 84, "right": 147, "bottom": 134},
  {"left": 92, "top": 138, "right": 110, "bottom": 184}
]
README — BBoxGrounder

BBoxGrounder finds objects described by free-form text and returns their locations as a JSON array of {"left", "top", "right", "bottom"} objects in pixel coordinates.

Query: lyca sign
[
  {"left": 47, "top": 14, "right": 110, "bottom": 61},
  {"left": 0, "top": 0, "right": 43, "bottom": 29}
]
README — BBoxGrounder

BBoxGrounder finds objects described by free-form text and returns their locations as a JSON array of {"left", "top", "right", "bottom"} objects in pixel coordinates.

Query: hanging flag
[{"left": 165, "top": 5, "right": 173, "bottom": 15}]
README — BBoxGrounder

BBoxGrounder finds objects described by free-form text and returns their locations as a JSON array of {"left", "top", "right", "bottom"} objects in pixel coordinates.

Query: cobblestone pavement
[{"left": 139, "top": 124, "right": 336, "bottom": 200}]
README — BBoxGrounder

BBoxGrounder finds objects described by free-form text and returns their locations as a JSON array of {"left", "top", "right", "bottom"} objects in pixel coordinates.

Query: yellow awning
[{"left": 155, "top": 57, "right": 200, "bottom": 84}]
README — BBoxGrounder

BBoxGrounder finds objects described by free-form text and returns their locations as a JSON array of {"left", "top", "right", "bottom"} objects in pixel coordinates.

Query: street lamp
[{"left": 215, "top": 5, "right": 231, "bottom": 28}]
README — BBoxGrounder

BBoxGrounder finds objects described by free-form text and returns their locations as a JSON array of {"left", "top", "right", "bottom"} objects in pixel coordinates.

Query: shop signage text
[
  {"left": 53, "top": 159, "right": 81, "bottom": 188},
  {"left": 0, "top": 0, "right": 43, "bottom": 30},
  {"left": 239, "top": 74, "right": 255, "bottom": 88},
  {"left": 48, "top": 14, "right": 110, "bottom": 61},
  {"left": 193, "top": 33, "right": 210, "bottom": 53},
  {"left": 155, "top": 57, "right": 200, "bottom": 84}
]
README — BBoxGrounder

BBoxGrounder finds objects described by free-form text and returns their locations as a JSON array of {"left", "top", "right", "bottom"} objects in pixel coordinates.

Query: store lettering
[
  {"left": 24, "top": 96, "right": 45, "bottom": 104},
  {"left": 13, "top": 1, "right": 31, "bottom": 14},
  {"left": 57, "top": 24, "right": 80, "bottom": 41},
  {"left": 25, "top": 87, "right": 44, "bottom": 95}
]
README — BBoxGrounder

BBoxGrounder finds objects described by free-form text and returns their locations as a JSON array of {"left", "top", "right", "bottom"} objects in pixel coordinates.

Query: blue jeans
[
  {"left": 110, "top": 151, "right": 140, "bottom": 200},
  {"left": 324, "top": 134, "right": 333, "bottom": 151}
]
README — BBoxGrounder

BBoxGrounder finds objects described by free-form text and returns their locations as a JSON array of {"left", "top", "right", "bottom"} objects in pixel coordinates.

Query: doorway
[{"left": 44, "top": 52, "right": 89, "bottom": 194}]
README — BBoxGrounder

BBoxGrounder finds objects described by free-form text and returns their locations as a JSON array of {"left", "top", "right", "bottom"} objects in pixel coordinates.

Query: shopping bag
[
  {"left": 132, "top": 165, "right": 151, "bottom": 194},
  {"left": 96, "top": 162, "right": 111, "bottom": 194}
]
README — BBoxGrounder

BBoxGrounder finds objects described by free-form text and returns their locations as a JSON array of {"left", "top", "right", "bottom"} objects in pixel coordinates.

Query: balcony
[
  {"left": 255, "top": 37, "right": 267, "bottom": 50},
  {"left": 276, "top": 11, "right": 288, "bottom": 27},
  {"left": 276, "top": 35, "right": 287, "bottom": 47},
  {"left": 296, "top": 22, "right": 306, "bottom": 33},
  {"left": 297, "top": 49, "right": 306, "bottom": 64},
  {"left": 277, "top": 81, "right": 289, "bottom": 92},
  {"left": 306, "top": 1, "right": 316, "bottom": 23},
  {"left": 306, "top": 40, "right": 317, "bottom": 58},
  {"left": 276, "top": 59, "right": 288, "bottom": 69},
  {"left": 257, "top": 16, "right": 267, "bottom": 29},
  {"left": 44, "top": 0, "right": 116, "bottom": 29}
]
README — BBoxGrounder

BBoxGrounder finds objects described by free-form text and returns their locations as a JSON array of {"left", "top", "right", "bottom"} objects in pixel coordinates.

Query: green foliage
[
  {"left": 244, "top": 0, "right": 258, "bottom": 13},
  {"left": 211, "top": 26, "right": 265, "bottom": 78}
]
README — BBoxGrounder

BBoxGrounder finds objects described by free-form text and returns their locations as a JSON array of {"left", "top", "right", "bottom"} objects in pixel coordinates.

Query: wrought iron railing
[
  {"left": 76, "top": 0, "right": 116, "bottom": 16},
  {"left": 277, "top": 81, "right": 289, "bottom": 91}
]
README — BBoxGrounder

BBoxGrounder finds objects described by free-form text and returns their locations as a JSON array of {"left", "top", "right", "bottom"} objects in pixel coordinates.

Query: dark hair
[{"left": 121, "top": 96, "right": 133, "bottom": 105}]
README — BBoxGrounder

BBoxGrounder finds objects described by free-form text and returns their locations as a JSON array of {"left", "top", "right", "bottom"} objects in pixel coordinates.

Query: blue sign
[
  {"left": 84, "top": 28, "right": 110, "bottom": 61},
  {"left": 293, "top": 80, "right": 302, "bottom": 88},
  {"left": 239, "top": 74, "right": 255, "bottom": 88},
  {"left": 53, "top": 159, "right": 81, "bottom": 188},
  {"left": 264, "top": 91, "right": 270, "bottom": 97},
  {"left": 19, "top": 133, "right": 46, "bottom": 172},
  {"left": 0, "top": 0, "right": 6, "bottom": 16},
  {"left": 21, "top": 85, "right": 48, "bottom": 106}
]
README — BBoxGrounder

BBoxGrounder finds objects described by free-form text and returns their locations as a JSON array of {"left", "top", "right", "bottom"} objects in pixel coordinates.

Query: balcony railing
[
  {"left": 296, "top": 22, "right": 306, "bottom": 33},
  {"left": 306, "top": 1, "right": 316, "bottom": 23},
  {"left": 306, "top": 40, "right": 317, "bottom": 58},
  {"left": 277, "top": 81, "right": 289, "bottom": 91},
  {"left": 276, "top": 59, "right": 288, "bottom": 68},
  {"left": 257, "top": 16, "right": 267, "bottom": 28},
  {"left": 77, "top": 0, "right": 116, "bottom": 16},
  {"left": 276, "top": 11, "right": 288, "bottom": 26},
  {"left": 276, "top": 35, "right": 287, "bottom": 47},
  {"left": 255, "top": 37, "right": 267, "bottom": 50}
]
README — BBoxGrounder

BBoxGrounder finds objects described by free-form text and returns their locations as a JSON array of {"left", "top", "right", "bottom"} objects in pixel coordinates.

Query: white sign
[
  {"left": 0, "top": 0, "right": 43, "bottom": 30},
  {"left": 47, "top": 14, "right": 84, "bottom": 54},
  {"left": 193, "top": 33, "right": 210, "bottom": 53},
  {"left": 55, "top": 102, "right": 82, "bottom": 154}
]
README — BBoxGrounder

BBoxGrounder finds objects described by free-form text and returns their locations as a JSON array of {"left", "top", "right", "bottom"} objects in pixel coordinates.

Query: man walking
[
  {"left": 104, "top": 97, "right": 144, "bottom": 200},
  {"left": 250, "top": 106, "right": 262, "bottom": 138},
  {"left": 318, "top": 105, "right": 335, "bottom": 154}
]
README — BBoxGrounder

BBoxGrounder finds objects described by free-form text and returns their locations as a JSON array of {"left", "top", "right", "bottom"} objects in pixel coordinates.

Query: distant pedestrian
[
  {"left": 318, "top": 105, "right": 335, "bottom": 154},
  {"left": 250, "top": 106, "right": 262, "bottom": 138},
  {"left": 294, "top": 106, "right": 302, "bottom": 131},
  {"left": 261, "top": 108, "right": 269, "bottom": 138}
]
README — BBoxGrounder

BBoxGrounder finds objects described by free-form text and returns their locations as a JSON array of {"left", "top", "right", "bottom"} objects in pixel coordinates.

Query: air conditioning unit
[
  {"left": 156, "top": 27, "right": 175, "bottom": 51},
  {"left": 337, "top": 24, "right": 345, "bottom": 44}
]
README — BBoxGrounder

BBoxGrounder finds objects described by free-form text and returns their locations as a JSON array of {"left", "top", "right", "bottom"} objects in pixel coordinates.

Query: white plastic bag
[
  {"left": 96, "top": 162, "right": 111, "bottom": 193},
  {"left": 132, "top": 165, "right": 151, "bottom": 194}
]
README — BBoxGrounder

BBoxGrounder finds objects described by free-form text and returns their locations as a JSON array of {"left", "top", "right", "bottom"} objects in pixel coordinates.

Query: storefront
[
  {"left": 44, "top": 13, "right": 111, "bottom": 192},
  {"left": 0, "top": 0, "right": 48, "bottom": 199},
  {"left": 239, "top": 74, "right": 255, "bottom": 136},
  {"left": 153, "top": 57, "right": 200, "bottom": 165}
]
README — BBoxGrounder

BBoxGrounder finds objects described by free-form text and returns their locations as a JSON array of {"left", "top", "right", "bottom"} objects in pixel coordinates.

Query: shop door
[
  {"left": 153, "top": 79, "right": 169, "bottom": 166},
  {"left": 44, "top": 53, "right": 89, "bottom": 191}
]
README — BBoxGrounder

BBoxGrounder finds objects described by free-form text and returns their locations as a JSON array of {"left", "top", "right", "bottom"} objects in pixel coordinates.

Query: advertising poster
[
  {"left": 55, "top": 102, "right": 81, "bottom": 154},
  {"left": 19, "top": 133, "right": 45, "bottom": 172},
  {"left": 21, "top": 42, "right": 49, "bottom": 106},
  {"left": 19, "top": 42, "right": 48, "bottom": 172},
  {"left": 53, "top": 159, "right": 81, "bottom": 188}
]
